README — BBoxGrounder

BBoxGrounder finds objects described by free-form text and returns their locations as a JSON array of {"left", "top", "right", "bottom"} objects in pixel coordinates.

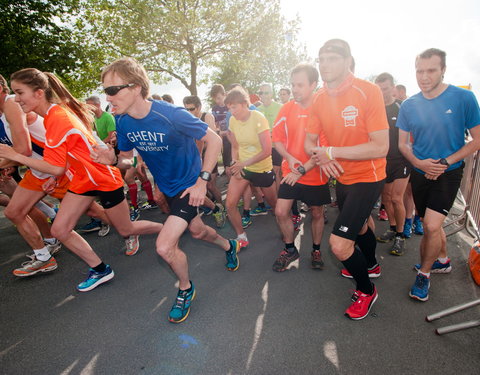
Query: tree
[
  {"left": 0, "top": 0, "right": 103, "bottom": 97},
  {"left": 80, "top": 0, "right": 307, "bottom": 95}
]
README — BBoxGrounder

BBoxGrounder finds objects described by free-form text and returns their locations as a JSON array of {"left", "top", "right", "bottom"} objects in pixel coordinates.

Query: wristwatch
[
  {"left": 296, "top": 165, "right": 306, "bottom": 175},
  {"left": 199, "top": 171, "right": 212, "bottom": 181},
  {"left": 439, "top": 158, "right": 450, "bottom": 167}
]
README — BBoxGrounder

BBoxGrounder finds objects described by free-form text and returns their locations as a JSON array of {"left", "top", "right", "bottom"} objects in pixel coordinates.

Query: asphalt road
[{"left": 1, "top": 178, "right": 479, "bottom": 375}]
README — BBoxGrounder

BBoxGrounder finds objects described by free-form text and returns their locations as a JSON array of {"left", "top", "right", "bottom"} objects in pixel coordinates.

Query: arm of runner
[
  {"left": 226, "top": 130, "right": 240, "bottom": 177},
  {"left": 230, "top": 129, "right": 272, "bottom": 176},
  {"left": 443, "top": 124, "right": 480, "bottom": 166},
  {"left": 273, "top": 141, "right": 301, "bottom": 173},
  {"left": 398, "top": 129, "right": 447, "bottom": 178},
  {"left": 0, "top": 144, "right": 65, "bottom": 176},
  {"left": 181, "top": 127, "right": 222, "bottom": 206},
  {"left": 305, "top": 132, "right": 343, "bottom": 177}
]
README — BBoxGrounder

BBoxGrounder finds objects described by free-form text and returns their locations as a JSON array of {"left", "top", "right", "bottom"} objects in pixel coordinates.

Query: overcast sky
[{"left": 151, "top": 0, "right": 480, "bottom": 105}]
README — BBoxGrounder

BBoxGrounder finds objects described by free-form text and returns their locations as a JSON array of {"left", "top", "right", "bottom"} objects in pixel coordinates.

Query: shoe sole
[
  {"left": 413, "top": 265, "right": 451, "bottom": 273},
  {"left": 250, "top": 212, "right": 268, "bottom": 216},
  {"left": 409, "top": 291, "right": 429, "bottom": 301},
  {"left": 390, "top": 250, "right": 404, "bottom": 256},
  {"left": 13, "top": 263, "right": 58, "bottom": 277},
  {"left": 77, "top": 271, "right": 115, "bottom": 292},
  {"left": 98, "top": 227, "right": 110, "bottom": 237},
  {"left": 345, "top": 292, "right": 378, "bottom": 320},
  {"left": 242, "top": 222, "right": 252, "bottom": 229},
  {"left": 272, "top": 255, "right": 300, "bottom": 272},
  {"left": 341, "top": 271, "right": 381, "bottom": 279},
  {"left": 169, "top": 289, "right": 196, "bottom": 323},
  {"left": 311, "top": 263, "right": 325, "bottom": 270},
  {"left": 376, "top": 237, "right": 394, "bottom": 243}
]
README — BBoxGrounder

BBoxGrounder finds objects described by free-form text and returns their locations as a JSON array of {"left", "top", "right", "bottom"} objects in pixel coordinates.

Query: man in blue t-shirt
[
  {"left": 98, "top": 57, "right": 240, "bottom": 324},
  {"left": 397, "top": 48, "right": 480, "bottom": 302}
]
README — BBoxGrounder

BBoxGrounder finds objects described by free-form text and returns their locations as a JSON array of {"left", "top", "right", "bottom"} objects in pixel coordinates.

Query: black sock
[
  {"left": 291, "top": 200, "right": 299, "bottom": 216},
  {"left": 355, "top": 227, "right": 378, "bottom": 268},
  {"left": 396, "top": 232, "right": 405, "bottom": 238},
  {"left": 390, "top": 225, "right": 396, "bottom": 232},
  {"left": 92, "top": 262, "right": 107, "bottom": 273},
  {"left": 312, "top": 243, "right": 320, "bottom": 251},
  {"left": 285, "top": 242, "right": 296, "bottom": 253},
  {"left": 181, "top": 281, "right": 193, "bottom": 293},
  {"left": 212, "top": 205, "right": 220, "bottom": 214},
  {"left": 380, "top": 204, "right": 385, "bottom": 210},
  {"left": 258, "top": 202, "right": 266, "bottom": 209},
  {"left": 243, "top": 209, "right": 250, "bottom": 217},
  {"left": 341, "top": 248, "right": 373, "bottom": 295}
]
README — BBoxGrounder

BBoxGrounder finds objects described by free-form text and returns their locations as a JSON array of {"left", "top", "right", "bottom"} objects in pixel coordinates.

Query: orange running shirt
[
  {"left": 272, "top": 100, "right": 328, "bottom": 185},
  {"left": 43, "top": 105, "right": 123, "bottom": 194},
  {"left": 306, "top": 77, "right": 388, "bottom": 185}
]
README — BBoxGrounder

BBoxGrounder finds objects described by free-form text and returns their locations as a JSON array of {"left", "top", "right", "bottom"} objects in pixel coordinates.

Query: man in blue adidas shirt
[
  {"left": 397, "top": 48, "right": 480, "bottom": 302},
  {"left": 96, "top": 57, "right": 240, "bottom": 323}
]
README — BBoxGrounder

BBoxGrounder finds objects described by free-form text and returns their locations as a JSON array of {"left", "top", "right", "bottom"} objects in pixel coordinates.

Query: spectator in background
[
  {"left": 278, "top": 87, "right": 291, "bottom": 104},
  {"left": 162, "top": 94, "right": 174, "bottom": 104}
]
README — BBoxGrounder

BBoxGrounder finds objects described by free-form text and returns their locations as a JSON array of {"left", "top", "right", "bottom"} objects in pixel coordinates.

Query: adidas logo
[{"left": 445, "top": 109, "right": 453, "bottom": 114}]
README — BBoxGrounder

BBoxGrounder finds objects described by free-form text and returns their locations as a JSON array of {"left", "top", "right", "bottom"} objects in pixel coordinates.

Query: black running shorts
[{"left": 278, "top": 182, "right": 331, "bottom": 207}]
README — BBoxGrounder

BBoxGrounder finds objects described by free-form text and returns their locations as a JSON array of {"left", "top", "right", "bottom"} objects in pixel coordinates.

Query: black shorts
[
  {"left": 241, "top": 169, "right": 276, "bottom": 188},
  {"left": 271, "top": 148, "right": 283, "bottom": 167},
  {"left": 410, "top": 165, "right": 463, "bottom": 218},
  {"left": 386, "top": 159, "right": 411, "bottom": 183},
  {"left": 70, "top": 187, "right": 125, "bottom": 209},
  {"left": 332, "top": 180, "right": 385, "bottom": 240},
  {"left": 278, "top": 182, "right": 331, "bottom": 207},
  {"left": 165, "top": 190, "right": 199, "bottom": 224}
]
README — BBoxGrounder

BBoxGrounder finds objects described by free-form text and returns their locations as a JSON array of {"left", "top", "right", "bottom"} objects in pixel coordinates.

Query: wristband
[{"left": 325, "top": 147, "right": 335, "bottom": 161}]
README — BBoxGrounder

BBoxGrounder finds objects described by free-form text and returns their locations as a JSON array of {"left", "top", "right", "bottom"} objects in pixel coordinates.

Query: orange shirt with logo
[
  {"left": 43, "top": 105, "right": 123, "bottom": 194},
  {"left": 272, "top": 100, "right": 328, "bottom": 185},
  {"left": 306, "top": 77, "right": 388, "bottom": 185}
]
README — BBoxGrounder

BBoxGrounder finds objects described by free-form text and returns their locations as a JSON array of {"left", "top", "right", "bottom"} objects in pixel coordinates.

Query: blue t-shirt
[
  {"left": 396, "top": 85, "right": 480, "bottom": 172},
  {"left": 212, "top": 104, "right": 228, "bottom": 131},
  {"left": 116, "top": 100, "right": 208, "bottom": 196}
]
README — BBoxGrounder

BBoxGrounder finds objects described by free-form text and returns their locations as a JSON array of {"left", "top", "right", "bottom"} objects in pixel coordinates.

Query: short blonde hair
[{"left": 101, "top": 57, "right": 150, "bottom": 99}]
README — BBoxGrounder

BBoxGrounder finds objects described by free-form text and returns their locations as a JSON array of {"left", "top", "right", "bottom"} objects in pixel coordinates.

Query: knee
[
  {"left": 4, "top": 205, "right": 25, "bottom": 222},
  {"left": 156, "top": 243, "right": 175, "bottom": 263},
  {"left": 310, "top": 207, "right": 324, "bottom": 221},
  {"left": 329, "top": 239, "right": 352, "bottom": 261},
  {"left": 391, "top": 195, "right": 403, "bottom": 207},
  {"left": 225, "top": 198, "right": 238, "bottom": 212},
  {"left": 275, "top": 205, "right": 289, "bottom": 219},
  {"left": 190, "top": 227, "right": 207, "bottom": 241},
  {"left": 50, "top": 223, "right": 71, "bottom": 241},
  {"left": 423, "top": 220, "right": 440, "bottom": 235}
]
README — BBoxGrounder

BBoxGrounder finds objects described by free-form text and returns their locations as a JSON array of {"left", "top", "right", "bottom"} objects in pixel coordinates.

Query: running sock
[
  {"left": 237, "top": 232, "right": 248, "bottom": 241},
  {"left": 342, "top": 248, "right": 373, "bottom": 295},
  {"left": 437, "top": 257, "right": 449, "bottom": 264},
  {"left": 285, "top": 242, "right": 296, "bottom": 253},
  {"left": 35, "top": 201, "right": 56, "bottom": 220},
  {"left": 141, "top": 180, "right": 154, "bottom": 202},
  {"left": 396, "top": 232, "right": 405, "bottom": 238},
  {"left": 312, "top": 243, "right": 321, "bottom": 251},
  {"left": 418, "top": 270, "right": 430, "bottom": 278},
  {"left": 181, "top": 282, "right": 193, "bottom": 293},
  {"left": 243, "top": 209, "right": 250, "bottom": 217},
  {"left": 390, "top": 225, "right": 397, "bottom": 232},
  {"left": 212, "top": 205, "right": 220, "bottom": 214},
  {"left": 380, "top": 204, "right": 385, "bottom": 210},
  {"left": 414, "top": 214, "right": 421, "bottom": 222},
  {"left": 355, "top": 227, "right": 378, "bottom": 268},
  {"left": 92, "top": 262, "right": 107, "bottom": 273},
  {"left": 405, "top": 217, "right": 413, "bottom": 224},
  {"left": 33, "top": 247, "right": 51, "bottom": 262},
  {"left": 258, "top": 202, "right": 266, "bottom": 209},
  {"left": 291, "top": 200, "right": 299, "bottom": 216},
  {"left": 128, "top": 183, "right": 138, "bottom": 208}
]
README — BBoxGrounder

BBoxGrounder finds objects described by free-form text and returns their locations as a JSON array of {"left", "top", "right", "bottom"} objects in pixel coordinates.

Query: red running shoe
[
  {"left": 345, "top": 285, "right": 378, "bottom": 320},
  {"left": 341, "top": 264, "right": 381, "bottom": 279}
]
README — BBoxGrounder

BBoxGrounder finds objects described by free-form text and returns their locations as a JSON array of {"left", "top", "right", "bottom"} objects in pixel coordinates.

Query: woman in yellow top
[{"left": 225, "top": 88, "right": 277, "bottom": 248}]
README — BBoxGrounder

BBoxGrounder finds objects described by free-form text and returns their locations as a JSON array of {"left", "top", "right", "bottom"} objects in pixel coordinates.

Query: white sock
[
  {"left": 418, "top": 270, "right": 430, "bottom": 278},
  {"left": 437, "top": 257, "right": 449, "bottom": 264},
  {"left": 237, "top": 232, "right": 248, "bottom": 241},
  {"left": 34, "top": 247, "right": 51, "bottom": 261},
  {"left": 35, "top": 201, "right": 56, "bottom": 220}
]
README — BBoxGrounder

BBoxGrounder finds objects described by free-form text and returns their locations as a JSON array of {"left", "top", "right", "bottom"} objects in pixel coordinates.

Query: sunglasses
[
  {"left": 258, "top": 91, "right": 271, "bottom": 95},
  {"left": 103, "top": 83, "right": 135, "bottom": 96},
  {"left": 185, "top": 107, "right": 196, "bottom": 112}
]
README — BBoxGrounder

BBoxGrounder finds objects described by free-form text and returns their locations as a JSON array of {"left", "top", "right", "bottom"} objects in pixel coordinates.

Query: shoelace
[
  {"left": 174, "top": 291, "right": 189, "bottom": 309},
  {"left": 312, "top": 251, "right": 322, "bottom": 261}
]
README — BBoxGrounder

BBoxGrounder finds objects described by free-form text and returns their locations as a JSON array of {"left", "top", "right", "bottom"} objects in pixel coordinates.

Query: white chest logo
[{"left": 342, "top": 105, "right": 359, "bottom": 127}]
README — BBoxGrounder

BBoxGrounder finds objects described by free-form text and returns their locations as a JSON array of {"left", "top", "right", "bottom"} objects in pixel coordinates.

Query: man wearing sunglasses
[{"left": 95, "top": 58, "right": 240, "bottom": 324}]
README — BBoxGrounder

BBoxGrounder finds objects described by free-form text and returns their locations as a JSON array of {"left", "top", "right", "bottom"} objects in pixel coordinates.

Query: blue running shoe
[
  {"left": 77, "top": 218, "right": 102, "bottom": 233},
  {"left": 226, "top": 240, "right": 240, "bottom": 271},
  {"left": 242, "top": 215, "right": 252, "bottom": 228},
  {"left": 409, "top": 273, "right": 430, "bottom": 301},
  {"left": 414, "top": 259, "right": 451, "bottom": 273},
  {"left": 169, "top": 282, "right": 196, "bottom": 323},
  {"left": 413, "top": 217, "right": 424, "bottom": 235},
  {"left": 403, "top": 218, "right": 413, "bottom": 239},
  {"left": 77, "top": 265, "right": 114, "bottom": 292},
  {"left": 250, "top": 206, "right": 268, "bottom": 216},
  {"left": 130, "top": 207, "right": 140, "bottom": 221}
]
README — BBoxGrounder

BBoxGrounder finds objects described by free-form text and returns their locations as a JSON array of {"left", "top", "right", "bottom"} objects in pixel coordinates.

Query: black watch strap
[{"left": 199, "top": 170, "right": 212, "bottom": 181}]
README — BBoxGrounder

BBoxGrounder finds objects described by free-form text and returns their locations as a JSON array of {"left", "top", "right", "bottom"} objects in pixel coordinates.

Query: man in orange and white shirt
[
  {"left": 271, "top": 63, "right": 330, "bottom": 272},
  {"left": 305, "top": 39, "right": 389, "bottom": 321}
]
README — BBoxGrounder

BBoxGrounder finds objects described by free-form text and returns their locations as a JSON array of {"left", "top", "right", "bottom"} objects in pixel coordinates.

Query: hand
[
  {"left": 90, "top": 144, "right": 116, "bottom": 165},
  {"left": 42, "top": 176, "right": 57, "bottom": 194},
  {"left": 285, "top": 155, "right": 302, "bottom": 174},
  {"left": 180, "top": 179, "right": 207, "bottom": 207},
  {"left": 320, "top": 160, "right": 344, "bottom": 178},
  {"left": 0, "top": 144, "right": 19, "bottom": 162},
  {"left": 311, "top": 146, "right": 330, "bottom": 166},
  {"left": 281, "top": 171, "right": 301, "bottom": 186},
  {"left": 230, "top": 161, "right": 245, "bottom": 176},
  {"left": 416, "top": 158, "right": 447, "bottom": 176}
]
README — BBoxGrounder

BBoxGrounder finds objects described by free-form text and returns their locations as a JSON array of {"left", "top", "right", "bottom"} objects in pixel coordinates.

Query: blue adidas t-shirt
[
  {"left": 396, "top": 85, "right": 480, "bottom": 173},
  {"left": 116, "top": 100, "right": 208, "bottom": 196}
]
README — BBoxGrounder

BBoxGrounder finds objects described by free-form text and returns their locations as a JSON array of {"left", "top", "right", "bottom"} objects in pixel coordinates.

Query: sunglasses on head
[
  {"left": 103, "top": 83, "right": 135, "bottom": 96},
  {"left": 258, "top": 91, "right": 271, "bottom": 95},
  {"left": 185, "top": 107, "right": 196, "bottom": 112}
]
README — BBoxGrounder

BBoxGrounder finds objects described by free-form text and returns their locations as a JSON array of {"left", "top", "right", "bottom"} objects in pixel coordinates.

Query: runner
[
  {"left": 272, "top": 63, "right": 330, "bottom": 272},
  {"left": 374, "top": 72, "right": 411, "bottom": 255},
  {"left": 98, "top": 57, "right": 239, "bottom": 323},
  {"left": 0, "top": 68, "right": 163, "bottom": 289},
  {"left": 225, "top": 87, "right": 277, "bottom": 248},
  {"left": 305, "top": 39, "right": 389, "bottom": 320},
  {"left": 396, "top": 48, "right": 480, "bottom": 301}
]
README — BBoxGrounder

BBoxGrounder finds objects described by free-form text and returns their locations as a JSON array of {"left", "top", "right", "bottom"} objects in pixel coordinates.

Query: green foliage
[{"left": 80, "top": 0, "right": 307, "bottom": 95}]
